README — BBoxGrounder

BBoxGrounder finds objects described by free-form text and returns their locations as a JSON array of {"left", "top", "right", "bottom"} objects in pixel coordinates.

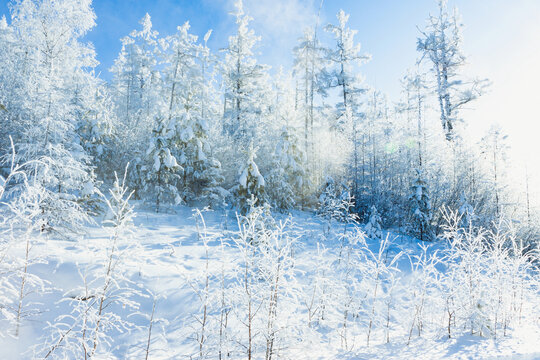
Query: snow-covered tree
[
  {"left": 3, "top": 0, "right": 100, "bottom": 231},
  {"left": 40, "top": 170, "right": 146, "bottom": 358},
  {"left": 145, "top": 116, "right": 182, "bottom": 212},
  {"left": 480, "top": 124, "right": 509, "bottom": 219},
  {"left": 401, "top": 69, "right": 430, "bottom": 169},
  {"left": 221, "top": 0, "right": 269, "bottom": 151},
  {"left": 417, "top": 0, "right": 487, "bottom": 141},
  {"left": 293, "top": 27, "right": 326, "bottom": 173},
  {"left": 409, "top": 169, "right": 433, "bottom": 241},
  {"left": 110, "top": 13, "right": 161, "bottom": 191},
  {"left": 225, "top": 205, "right": 302, "bottom": 359},
  {"left": 317, "top": 177, "right": 357, "bottom": 236},
  {"left": 159, "top": 22, "right": 198, "bottom": 123},
  {"left": 174, "top": 110, "right": 226, "bottom": 206},
  {"left": 0, "top": 15, "right": 25, "bottom": 156},
  {"left": 322, "top": 10, "right": 370, "bottom": 207},
  {"left": 266, "top": 127, "right": 306, "bottom": 211},
  {"left": 75, "top": 81, "right": 116, "bottom": 182},
  {"left": 0, "top": 156, "right": 48, "bottom": 337},
  {"left": 158, "top": 23, "right": 225, "bottom": 206},
  {"left": 233, "top": 145, "right": 266, "bottom": 214},
  {"left": 111, "top": 13, "right": 160, "bottom": 132},
  {"left": 322, "top": 9, "right": 370, "bottom": 130},
  {"left": 364, "top": 205, "right": 383, "bottom": 240},
  {"left": 404, "top": 243, "right": 440, "bottom": 344}
]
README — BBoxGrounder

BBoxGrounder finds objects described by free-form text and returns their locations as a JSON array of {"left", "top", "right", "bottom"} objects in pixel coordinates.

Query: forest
[{"left": 0, "top": 0, "right": 538, "bottom": 358}]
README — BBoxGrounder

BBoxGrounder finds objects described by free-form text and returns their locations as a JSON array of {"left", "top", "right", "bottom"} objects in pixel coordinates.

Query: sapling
[
  {"left": 184, "top": 208, "right": 216, "bottom": 359},
  {"left": 0, "top": 138, "right": 27, "bottom": 334},
  {"left": 226, "top": 202, "right": 302, "bottom": 359},
  {"left": 382, "top": 269, "right": 400, "bottom": 344},
  {"left": 405, "top": 243, "right": 440, "bottom": 344},
  {"left": 125, "top": 292, "right": 170, "bottom": 359},
  {"left": 230, "top": 210, "right": 265, "bottom": 359},
  {"left": 329, "top": 227, "right": 366, "bottom": 351},
  {"left": 318, "top": 179, "right": 358, "bottom": 240},
  {"left": 303, "top": 243, "right": 333, "bottom": 328},
  {"left": 1, "top": 139, "right": 49, "bottom": 336},
  {"left": 40, "top": 168, "right": 146, "bottom": 358},
  {"left": 363, "top": 235, "right": 402, "bottom": 347},
  {"left": 336, "top": 244, "right": 356, "bottom": 351},
  {"left": 257, "top": 219, "right": 299, "bottom": 360},
  {"left": 218, "top": 236, "right": 232, "bottom": 360},
  {"left": 364, "top": 205, "right": 383, "bottom": 240},
  {"left": 4, "top": 173, "right": 49, "bottom": 337}
]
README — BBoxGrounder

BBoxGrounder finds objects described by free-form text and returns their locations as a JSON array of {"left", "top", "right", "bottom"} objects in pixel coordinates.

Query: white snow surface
[{"left": 0, "top": 204, "right": 538, "bottom": 359}]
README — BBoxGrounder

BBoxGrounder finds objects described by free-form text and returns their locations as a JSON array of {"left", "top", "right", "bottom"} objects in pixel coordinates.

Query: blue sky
[
  {"left": 2, "top": 0, "right": 535, "bottom": 93},
  {"left": 1, "top": 0, "right": 539, "bottom": 174}
]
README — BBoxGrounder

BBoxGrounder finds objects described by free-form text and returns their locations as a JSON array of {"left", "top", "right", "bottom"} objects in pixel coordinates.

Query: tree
[
  {"left": 4, "top": 0, "right": 100, "bottom": 231},
  {"left": 401, "top": 70, "right": 429, "bottom": 169},
  {"left": 317, "top": 177, "right": 357, "bottom": 237},
  {"left": 221, "top": 0, "right": 269, "bottom": 151},
  {"left": 0, "top": 144, "right": 48, "bottom": 337},
  {"left": 145, "top": 116, "right": 182, "bottom": 212},
  {"left": 293, "top": 28, "right": 326, "bottom": 175},
  {"left": 41, "top": 170, "right": 146, "bottom": 358},
  {"left": 266, "top": 127, "right": 306, "bottom": 211},
  {"left": 480, "top": 125, "right": 509, "bottom": 219},
  {"left": 157, "top": 23, "right": 225, "bottom": 206},
  {"left": 417, "top": 0, "right": 487, "bottom": 141},
  {"left": 110, "top": 13, "right": 161, "bottom": 193},
  {"left": 323, "top": 9, "right": 370, "bottom": 129},
  {"left": 0, "top": 15, "right": 24, "bottom": 156},
  {"left": 409, "top": 169, "right": 433, "bottom": 241},
  {"left": 364, "top": 205, "right": 383, "bottom": 240},
  {"left": 175, "top": 110, "right": 226, "bottom": 206},
  {"left": 75, "top": 79, "right": 116, "bottom": 183},
  {"left": 233, "top": 145, "right": 266, "bottom": 215},
  {"left": 323, "top": 10, "right": 370, "bottom": 205}
]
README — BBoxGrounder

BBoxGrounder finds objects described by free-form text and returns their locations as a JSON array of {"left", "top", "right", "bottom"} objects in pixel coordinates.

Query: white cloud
[
  {"left": 245, "top": 0, "right": 320, "bottom": 35},
  {"left": 239, "top": 0, "right": 322, "bottom": 69}
]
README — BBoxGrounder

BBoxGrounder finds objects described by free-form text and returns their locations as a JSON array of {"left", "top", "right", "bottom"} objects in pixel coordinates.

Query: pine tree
[
  {"left": 110, "top": 13, "right": 160, "bottom": 132},
  {"left": 322, "top": 10, "right": 370, "bottom": 212},
  {"left": 145, "top": 117, "right": 182, "bottom": 212},
  {"left": 174, "top": 111, "right": 225, "bottom": 205},
  {"left": 159, "top": 24, "right": 225, "bottom": 205},
  {"left": 75, "top": 81, "right": 116, "bottom": 181},
  {"left": 365, "top": 205, "right": 383, "bottom": 240},
  {"left": 234, "top": 144, "right": 266, "bottom": 214},
  {"left": 0, "top": 15, "right": 24, "bottom": 156},
  {"left": 322, "top": 9, "right": 370, "bottom": 131},
  {"left": 266, "top": 127, "right": 306, "bottom": 211},
  {"left": 110, "top": 13, "right": 161, "bottom": 193},
  {"left": 159, "top": 21, "right": 198, "bottom": 125},
  {"left": 221, "top": 0, "right": 269, "bottom": 151},
  {"left": 409, "top": 169, "right": 433, "bottom": 241},
  {"left": 4, "top": 0, "right": 100, "bottom": 231}
]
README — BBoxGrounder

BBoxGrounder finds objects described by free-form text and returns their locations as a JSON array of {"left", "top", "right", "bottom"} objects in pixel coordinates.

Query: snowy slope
[{"left": 1, "top": 204, "right": 539, "bottom": 359}]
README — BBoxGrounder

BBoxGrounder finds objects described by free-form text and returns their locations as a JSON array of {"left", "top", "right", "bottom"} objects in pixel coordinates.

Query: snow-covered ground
[{"left": 1, "top": 204, "right": 539, "bottom": 359}]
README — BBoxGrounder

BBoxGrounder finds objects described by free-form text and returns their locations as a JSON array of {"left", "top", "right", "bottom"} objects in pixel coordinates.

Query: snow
[
  {"left": 153, "top": 154, "right": 161, "bottom": 171},
  {"left": 163, "top": 148, "right": 178, "bottom": 168},
  {"left": 81, "top": 180, "right": 94, "bottom": 196},
  {"left": 1, "top": 204, "right": 538, "bottom": 359},
  {"left": 239, "top": 169, "right": 248, "bottom": 188}
]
